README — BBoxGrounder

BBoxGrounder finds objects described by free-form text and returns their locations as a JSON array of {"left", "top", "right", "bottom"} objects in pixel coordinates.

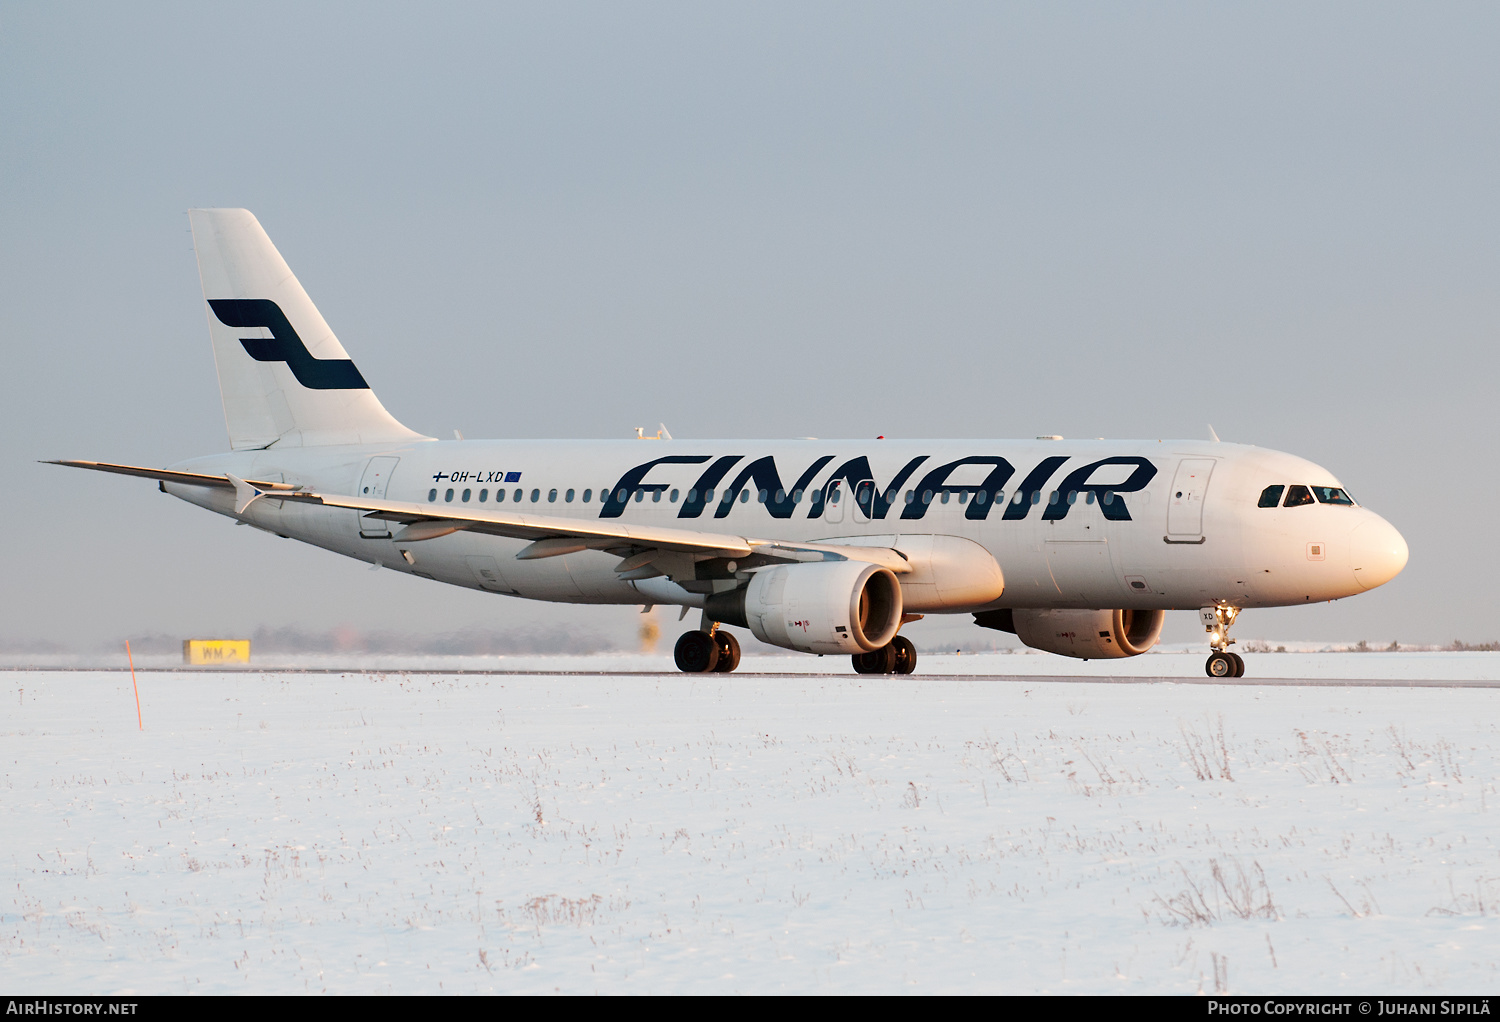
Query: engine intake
[
  {"left": 975, "top": 607, "right": 1165, "bottom": 659},
  {"left": 706, "top": 561, "right": 903, "bottom": 655}
]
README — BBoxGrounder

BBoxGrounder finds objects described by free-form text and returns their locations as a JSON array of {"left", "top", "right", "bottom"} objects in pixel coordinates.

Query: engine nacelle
[
  {"left": 1010, "top": 608, "right": 1165, "bottom": 659},
  {"left": 706, "top": 561, "right": 903, "bottom": 655}
]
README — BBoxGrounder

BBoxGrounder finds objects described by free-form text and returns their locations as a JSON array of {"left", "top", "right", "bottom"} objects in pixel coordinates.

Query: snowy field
[{"left": 3, "top": 655, "right": 1499, "bottom": 994}]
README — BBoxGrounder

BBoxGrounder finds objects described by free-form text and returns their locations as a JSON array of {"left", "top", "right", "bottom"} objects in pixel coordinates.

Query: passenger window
[
  {"left": 479, "top": 488, "right": 488, "bottom": 502},
  {"left": 704, "top": 488, "right": 715, "bottom": 503},
  {"left": 775, "top": 489, "right": 786, "bottom": 503},
  {"left": 687, "top": 488, "right": 698, "bottom": 503},
  {"left": 427, "top": 488, "right": 437, "bottom": 502},
  {"left": 445, "top": 488, "right": 454, "bottom": 502},
  {"left": 1258, "top": 485, "right": 1285, "bottom": 508},
  {"left": 977, "top": 489, "right": 988, "bottom": 504},
  {"left": 758, "top": 488, "right": 768, "bottom": 503},
  {"left": 634, "top": 489, "right": 644, "bottom": 503},
  {"left": 922, "top": 490, "right": 933, "bottom": 504},
  {"left": 670, "top": 489, "right": 679, "bottom": 503},
  {"left": 582, "top": 489, "right": 591, "bottom": 503},
  {"left": 740, "top": 490, "right": 750, "bottom": 503},
  {"left": 565, "top": 488, "right": 575, "bottom": 502},
  {"left": 1084, "top": 491, "right": 1094, "bottom": 505},
  {"left": 958, "top": 491, "right": 968, "bottom": 504},
  {"left": 548, "top": 488, "right": 557, "bottom": 502},
  {"left": 1066, "top": 490, "right": 1077, "bottom": 505},
  {"left": 940, "top": 490, "right": 950, "bottom": 504},
  {"left": 495, "top": 488, "right": 506, "bottom": 502},
  {"left": 905, "top": 490, "right": 915, "bottom": 504},
  {"left": 530, "top": 489, "right": 540, "bottom": 503},
  {"left": 462, "top": 488, "right": 471, "bottom": 502},
  {"left": 1284, "top": 485, "right": 1314, "bottom": 507},
  {"left": 1313, "top": 486, "right": 1356, "bottom": 506},
  {"left": 652, "top": 489, "right": 661, "bottom": 502},
  {"left": 828, "top": 487, "right": 840, "bottom": 504}
]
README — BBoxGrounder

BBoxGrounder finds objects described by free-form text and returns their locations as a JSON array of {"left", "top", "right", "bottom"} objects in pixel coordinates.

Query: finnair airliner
[{"left": 53, "top": 209, "right": 1409, "bottom": 677}]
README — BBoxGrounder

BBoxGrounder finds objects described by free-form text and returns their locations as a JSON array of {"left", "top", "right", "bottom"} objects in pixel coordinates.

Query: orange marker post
[{"left": 126, "top": 640, "right": 142, "bottom": 730}]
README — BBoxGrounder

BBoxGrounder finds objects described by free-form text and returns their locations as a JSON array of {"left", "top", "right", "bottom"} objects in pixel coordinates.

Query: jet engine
[
  {"left": 975, "top": 607, "right": 1165, "bottom": 659},
  {"left": 706, "top": 561, "right": 903, "bottom": 655}
]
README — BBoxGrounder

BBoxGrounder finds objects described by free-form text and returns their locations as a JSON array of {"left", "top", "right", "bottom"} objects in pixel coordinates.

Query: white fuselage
[{"left": 165, "top": 438, "right": 1408, "bottom": 615}]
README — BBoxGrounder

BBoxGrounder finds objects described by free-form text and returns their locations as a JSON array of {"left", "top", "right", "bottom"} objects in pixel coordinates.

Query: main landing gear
[
  {"left": 1201, "top": 604, "right": 1245, "bottom": 678},
  {"left": 852, "top": 635, "right": 917, "bottom": 675},
  {"left": 674, "top": 626, "right": 741, "bottom": 673},
  {"left": 672, "top": 623, "right": 917, "bottom": 675}
]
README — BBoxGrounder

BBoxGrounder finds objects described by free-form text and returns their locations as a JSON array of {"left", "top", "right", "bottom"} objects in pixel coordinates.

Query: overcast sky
[{"left": 2, "top": 2, "right": 1496, "bottom": 652}]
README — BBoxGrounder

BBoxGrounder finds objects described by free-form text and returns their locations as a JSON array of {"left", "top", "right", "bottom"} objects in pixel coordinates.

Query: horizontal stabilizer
[{"left": 44, "top": 459, "right": 297, "bottom": 494}]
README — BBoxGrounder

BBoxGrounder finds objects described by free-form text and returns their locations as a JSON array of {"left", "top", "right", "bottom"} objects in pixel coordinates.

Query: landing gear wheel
[
  {"left": 674, "top": 631, "right": 720, "bottom": 673},
  {"left": 712, "top": 630, "right": 741, "bottom": 673},
  {"left": 892, "top": 635, "right": 917, "bottom": 675},
  {"left": 1205, "top": 652, "right": 1236, "bottom": 678},
  {"left": 1229, "top": 652, "right": 1245, "bottom": 678},
  {"left": 852, "top": 644, "right": 897, "bottom": 675}
]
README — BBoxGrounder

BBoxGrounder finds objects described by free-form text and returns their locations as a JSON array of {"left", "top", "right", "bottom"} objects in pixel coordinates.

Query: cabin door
[
  {"left": 1165, "top": 459, "right": 1215, "bottom": 541},
  {"left": 356, "top": 457, "right": 400, "bottom": 538}
]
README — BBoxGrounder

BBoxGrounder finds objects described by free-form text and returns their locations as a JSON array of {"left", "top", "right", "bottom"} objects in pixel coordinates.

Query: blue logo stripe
[{"left": 209, "top": 298, "right": 369, "bottom": 390}]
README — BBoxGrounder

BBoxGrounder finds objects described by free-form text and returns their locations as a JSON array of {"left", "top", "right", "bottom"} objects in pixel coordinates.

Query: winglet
[
  {"left": 1207, "top": 424, "right": 1221, "bottom": 443},
  {"left": 225, "top": 473, "right": 266, "bottom": 515}
]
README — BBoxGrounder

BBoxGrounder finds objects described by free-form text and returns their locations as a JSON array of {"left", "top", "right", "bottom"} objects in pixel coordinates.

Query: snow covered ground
[
  {"left": 3, "top": 655, "right": 1499, "bottom": 994},
  {"left": 7, "top": 647, "right": 1499, "bottom": 681}
]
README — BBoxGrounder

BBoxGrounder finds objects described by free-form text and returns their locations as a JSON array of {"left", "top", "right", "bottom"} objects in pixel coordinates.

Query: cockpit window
[
  {"left": 1283, "top": 484, "right": 1315, "bottom": 507},
  {"left": 1313, "top": 486, "right": 1356, "bottom": 506},
  {"left": 1258, "top": 485, "right": 1284, "bottom": 508}
]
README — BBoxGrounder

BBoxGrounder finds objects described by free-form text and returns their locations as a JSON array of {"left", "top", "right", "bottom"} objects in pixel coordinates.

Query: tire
[
  {"left": 674, "top": 630, "right": 720, "bottom": 673},
  {"left": 892, "top": 635, "right": 917, "bottom": 675},
  {"left": 712, "top": 630, "right": 741, "bottom": 673},
  {"left": 1229, "top": 652, "right": 1245, "bottom": 678},
  {"left": 852, "top": 645, "right": 896, "bottom": 674},
  {"left": 1205, "top": 652, "right": 1235, "bottom": 678}
]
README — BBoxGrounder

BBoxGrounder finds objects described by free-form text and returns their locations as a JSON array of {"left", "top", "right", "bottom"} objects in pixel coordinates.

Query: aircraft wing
[
  {"left": 47, "top": 460, "right": 910, "bottom": 579},
  {"left": 278, "top": 487, "right": 759, "bottom": 560},
  {"left": 272, "top": 488, "right": 913, "bottom": 576}
]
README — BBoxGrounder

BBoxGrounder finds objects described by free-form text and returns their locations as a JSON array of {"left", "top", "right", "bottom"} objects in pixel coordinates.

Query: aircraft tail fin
[{"left": 187, "top": 208, "right": 431, "bottom": 449}]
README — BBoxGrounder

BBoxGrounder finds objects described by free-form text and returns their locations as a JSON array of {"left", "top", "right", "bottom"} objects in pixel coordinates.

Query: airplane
[{"left": 50, "top": 209, "right": 1409, "bottom": 678}]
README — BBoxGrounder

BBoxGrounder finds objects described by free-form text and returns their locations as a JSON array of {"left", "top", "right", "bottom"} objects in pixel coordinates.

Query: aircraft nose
[{"left": 1349, "top": 515, "right": 1408, "bottom": 591}]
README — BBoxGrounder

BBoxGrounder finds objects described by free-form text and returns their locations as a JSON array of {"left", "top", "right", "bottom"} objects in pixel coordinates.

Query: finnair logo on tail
[{"left": 208, "top": 299, "right": 369, "bottom": 390}]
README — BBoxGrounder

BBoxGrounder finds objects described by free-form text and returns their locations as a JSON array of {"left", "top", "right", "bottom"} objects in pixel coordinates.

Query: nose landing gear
[{"left": 1201, "top": 604, "right": 1245, "bottom": 678}]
